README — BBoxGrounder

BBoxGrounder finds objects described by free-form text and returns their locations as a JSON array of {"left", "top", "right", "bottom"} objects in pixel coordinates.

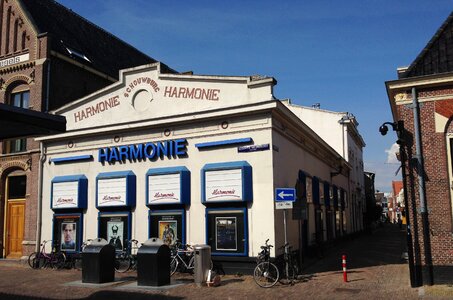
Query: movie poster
[
  {"left": 107, "top": 220, "right": 124, "bottom": 251},
  {"left": 215, "top": 217, "right": 237, "bottom": 251},
  {"left": 60, "top": 222, "right": 77, "bottom": 251},
  {"left": 159, "top": 220, "right": 177, "bottom": 246}
]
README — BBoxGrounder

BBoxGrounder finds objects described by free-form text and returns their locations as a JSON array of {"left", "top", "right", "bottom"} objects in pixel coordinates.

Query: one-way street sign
[{"left": 275, "top": 188, "right": 296, "bottom": 202}]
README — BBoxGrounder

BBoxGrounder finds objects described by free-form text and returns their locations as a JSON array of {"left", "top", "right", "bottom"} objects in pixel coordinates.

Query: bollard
[{"left": 342, "top": 254, "right": 347, "bottom": 282}]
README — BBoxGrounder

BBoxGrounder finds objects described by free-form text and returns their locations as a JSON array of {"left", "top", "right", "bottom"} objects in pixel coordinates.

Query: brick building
[
  {"left": 0, "top": 0, "right": 172, "bottom": 259},
  {"left": 386, "top": 11, "right": 453, "bottom": 285}
]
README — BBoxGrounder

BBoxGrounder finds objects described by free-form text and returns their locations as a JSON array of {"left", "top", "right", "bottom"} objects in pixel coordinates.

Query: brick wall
[{"left": 396, "top": 88, "right": 453, "bottom": 267}]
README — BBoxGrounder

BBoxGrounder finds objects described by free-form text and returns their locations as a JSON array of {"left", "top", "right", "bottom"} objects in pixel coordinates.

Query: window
[
  {"left": 306, "top": 177, "right": 312, "bottom": 203},
  {"left": 206, "top": 208, "right": 247, "bottom": 256},
  {"left": 7, "top": 175, "right": 26, "bottom": 199},
  {"left": 3, "top": 90, "right": 30, "bottom": 154},
  {"left": 4, "top": 138, "right": 26, "bottom": 153},
  {"left": 11, "top": 90, "right": 29, "bottom": 108}
]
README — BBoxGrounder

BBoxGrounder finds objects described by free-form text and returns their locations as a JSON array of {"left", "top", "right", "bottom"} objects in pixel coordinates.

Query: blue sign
[
  {"left": 275, "top": 188, "right": 296, "bottom": 202},
  {"left": 99, "top": 138, "right": 187, "bottom": 163}
]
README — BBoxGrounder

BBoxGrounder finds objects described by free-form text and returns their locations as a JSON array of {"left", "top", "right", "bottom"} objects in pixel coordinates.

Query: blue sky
[{"left": 57, "top": 0, "right": 452, "bottom": 192}]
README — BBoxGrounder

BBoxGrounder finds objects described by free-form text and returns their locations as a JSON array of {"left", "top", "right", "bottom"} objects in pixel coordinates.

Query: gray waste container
[
  {"left": 82, "top": 238, "right": 115, "bottom": 283},
  {"left": 137, "top": 238, "right": 170, "bottom": 286},
  {"left": 193, "top": 244, "right": 211, "bottom": 286}
]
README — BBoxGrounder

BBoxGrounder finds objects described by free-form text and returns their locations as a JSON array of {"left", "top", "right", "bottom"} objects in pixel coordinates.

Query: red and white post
[{"left": 342, "top": 254, "right": 347, "bottom": 282}]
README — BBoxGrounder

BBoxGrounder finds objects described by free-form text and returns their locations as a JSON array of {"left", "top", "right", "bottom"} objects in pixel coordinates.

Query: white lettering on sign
[
  {"left": 0, "top": 53, "right": 29, "bottom": 68},
  {"left": 98, "top": 177, "right": 127, "bottom": 207},
  {"left": 148, "top": 173, "right": 181, "bottom": 204},
  {"left": 206, "top": 169, "right": 242, "bottom": 201},
  {"left": 163, "top": 86, "right": 220, "bottom": 101},
  {"left": 52, "top": 181, "right": 78, "bottom": 208}
]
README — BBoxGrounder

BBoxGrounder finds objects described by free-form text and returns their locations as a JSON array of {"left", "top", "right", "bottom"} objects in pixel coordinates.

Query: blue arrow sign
[{"left": 275, "top": 188, "right": 296, "bottom": 202}]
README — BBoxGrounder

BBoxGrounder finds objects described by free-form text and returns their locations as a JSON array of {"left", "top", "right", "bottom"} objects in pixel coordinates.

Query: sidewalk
[{"left": 0, "top": 224, "right": 452, "bottom": 299}]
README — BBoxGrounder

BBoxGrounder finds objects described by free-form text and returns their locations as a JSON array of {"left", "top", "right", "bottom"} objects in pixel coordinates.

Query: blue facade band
[{"left": 195, "top": 137, "right": 252, "bottom": 149}]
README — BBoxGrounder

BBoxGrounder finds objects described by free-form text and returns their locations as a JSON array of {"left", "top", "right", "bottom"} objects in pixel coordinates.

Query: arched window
[
  {"left": 21, "top": 31, "right": 26, "bottom": 50},
  {"left": 13, "top": 19, "right": 18, "bottom": 52},
  {"left": 5, "top": 6, "right": 11, "bottom": 54}
]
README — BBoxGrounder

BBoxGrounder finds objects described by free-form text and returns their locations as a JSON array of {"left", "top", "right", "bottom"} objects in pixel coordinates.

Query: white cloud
[{"left": 385, "top": 143, "right": 399, "bottom": 164}]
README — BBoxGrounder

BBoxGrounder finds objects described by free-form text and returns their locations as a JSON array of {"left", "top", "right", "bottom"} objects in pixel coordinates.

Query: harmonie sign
[{"left": 98, "top": 138, "right": 187, "bottom": 163}]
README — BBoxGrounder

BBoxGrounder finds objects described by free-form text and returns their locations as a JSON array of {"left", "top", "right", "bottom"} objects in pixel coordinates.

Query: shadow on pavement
[
  {"left": 0, "top": 291, "right": 184, "bottom": 300},
  {"left": 0, "top": 292, "right": 48, "bottom": 300},
  {"left": 84, "top": 290, "right": 184, "bottom": 300},
  {"left": 301, "top": 223, "right": 408, "bottom": 274}
]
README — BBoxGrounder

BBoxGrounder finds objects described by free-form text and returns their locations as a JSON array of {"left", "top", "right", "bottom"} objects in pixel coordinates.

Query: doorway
[{"left": 4, "top": 174, "right": 26, "bottom": 258}]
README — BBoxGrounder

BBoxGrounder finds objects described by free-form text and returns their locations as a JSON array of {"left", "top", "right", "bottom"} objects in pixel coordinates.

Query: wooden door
[{"left": 6, "top": 201, "right": 25, "bottom": 258}]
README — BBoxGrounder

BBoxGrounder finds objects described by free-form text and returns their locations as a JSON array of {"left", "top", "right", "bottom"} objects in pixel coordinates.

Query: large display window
[
  {"left": 98, "top": 212, "right": 131, "bottom": 252},
  {"left": 206, "top": 208, "right": 247, "bottom": 256},
  {"left": 52, "top": 213, "right": 83, "bottom": 253},
  {"left": 149, "top": 210, "right": 185, "bottom": 246}
]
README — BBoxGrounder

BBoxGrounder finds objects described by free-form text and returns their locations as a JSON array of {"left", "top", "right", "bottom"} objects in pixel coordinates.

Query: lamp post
[{"left": 379, "top": 120, "right": 420, "bottom": 287}]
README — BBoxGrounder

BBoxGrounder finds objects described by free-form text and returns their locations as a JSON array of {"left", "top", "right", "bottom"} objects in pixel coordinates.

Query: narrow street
[{"left": 0, "top": 223, "right": 451, "bottom": 299}]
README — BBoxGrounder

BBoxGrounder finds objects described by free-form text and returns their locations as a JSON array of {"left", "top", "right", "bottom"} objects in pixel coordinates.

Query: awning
[{"left": 0, "top": 103, "right": 66, "bottom": 139}]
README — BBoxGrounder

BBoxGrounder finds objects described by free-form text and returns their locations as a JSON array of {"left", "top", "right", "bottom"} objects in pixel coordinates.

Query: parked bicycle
[
  {"left": 114, "top": 239, "right": 139, "bottom": 273},
  {"left": 277, "top": 242, "right": 299, "bottom": 285},
  {"left": 170, "top": 240, "right": 213, "bottom": 276},
  {"left": 72, "top": 239, "right": 93, "bottom": 270},
  {"left": 253, "top": 239, "right": 279, "bottom": 288},
  {"left": 28, "top": 240, "right": 66, "bottom": 270},
  {"left": 170, "top": 241, "right": 196, "bottom": 276}
]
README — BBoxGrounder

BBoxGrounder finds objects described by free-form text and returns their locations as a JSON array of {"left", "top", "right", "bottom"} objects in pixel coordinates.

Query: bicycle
[
  {"left": 170, "top": 241, "right": 213, "bottom": 276},
  {"left": 253, "top": 239, "right": 279, "bottom": 288},
  {"left": 28, "top": 240, "right": 67, "bottom": 270},
  {"left": 114, "top": 239, "right": 139, "bottom": 273},
  {"left": 277, "top": 243, "right": 299, "bottom": 285},
  {"left": 72, "top": 239, "right": 93, "bottom": 270},
  {"left": 170, "top": 241, "right": 196, "bottom": 275}
]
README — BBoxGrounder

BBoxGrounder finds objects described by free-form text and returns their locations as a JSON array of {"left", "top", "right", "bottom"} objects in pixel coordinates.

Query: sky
[{"left": 57, "top": 0, "right": 453, "bottom": 192}]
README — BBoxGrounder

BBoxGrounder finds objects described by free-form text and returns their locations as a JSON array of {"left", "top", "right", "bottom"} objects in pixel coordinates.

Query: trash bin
[
  {"left": 193, "top": 244, "right": 211, "bottom": 286},
  {"left": 137, "top": 238, "right": 170, "bottom": 286},
  {"left": 82, "top": 238, "right": 115, "bottom": 283}
]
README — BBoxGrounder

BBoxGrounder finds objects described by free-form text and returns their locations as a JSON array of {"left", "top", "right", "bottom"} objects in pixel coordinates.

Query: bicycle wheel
[
  {"left": 187, "top": 255, "right": 195, "bottom": 273},
  {"left": 254, "top": 261, "right": 279, "bottom": 288},
  {"left": 28, "top": 252, "right": 40, "bottom": 269},
  {"left": 170, "top": 256, "right": 179, "bottom": 276},
  {"left": 114, "top": 256, "right": 131, "bottom": 273},
  {"left": 279, "top": 258, "right": 298, "bottom": 285},
  {"left": 51, "top": 252, "right": 67, "bottom": 269},
  {"left": 185, "top": 256, "right": 213, "bottom": 272},
  {"left": 74, "top": 255, "right": 83, "bottom": 271}
]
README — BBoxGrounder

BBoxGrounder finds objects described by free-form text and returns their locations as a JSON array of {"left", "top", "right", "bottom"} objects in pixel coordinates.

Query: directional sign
[{"left": 275, "top": 188, "right": 296, "bottom": 202}]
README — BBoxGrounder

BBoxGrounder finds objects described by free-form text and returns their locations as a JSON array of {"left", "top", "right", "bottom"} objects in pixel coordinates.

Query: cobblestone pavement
[{"left": 1, "top": 224, "right": 452, "bottom": 299}]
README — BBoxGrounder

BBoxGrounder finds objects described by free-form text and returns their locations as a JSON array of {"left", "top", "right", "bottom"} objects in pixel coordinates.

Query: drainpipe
[
  {"left": 398, "top": 134, "right": 420, "bottom": 287},
  {"left": 35, "top": 142, "right": 46, "bottom": 252},
  {"left": 45, "top": 59, "right": 51, "bottom": 112},
  {"left": 411, "top": 87, "right": 434, "bottom": 285}
]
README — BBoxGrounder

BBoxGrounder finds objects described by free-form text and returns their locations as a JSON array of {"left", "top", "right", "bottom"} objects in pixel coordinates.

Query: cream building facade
[
  {"left": 283, "top": 101, "right": 366, "bottom": 234},
  {"left": 37, "top": 63, "right": 352, "bottom": 272}
]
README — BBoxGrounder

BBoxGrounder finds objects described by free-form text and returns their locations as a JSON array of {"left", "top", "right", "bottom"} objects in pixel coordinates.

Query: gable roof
[
  {"left": 19, "top": 0, "right": 176, "bottom": 78},
  {"left": 400, "top": 11, "right": 453, "bottom": 79}
]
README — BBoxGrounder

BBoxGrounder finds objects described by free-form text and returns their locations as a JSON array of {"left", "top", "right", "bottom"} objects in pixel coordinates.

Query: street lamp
[{"left": 379, "top": 120, "right": 420, "bottom": 287}]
